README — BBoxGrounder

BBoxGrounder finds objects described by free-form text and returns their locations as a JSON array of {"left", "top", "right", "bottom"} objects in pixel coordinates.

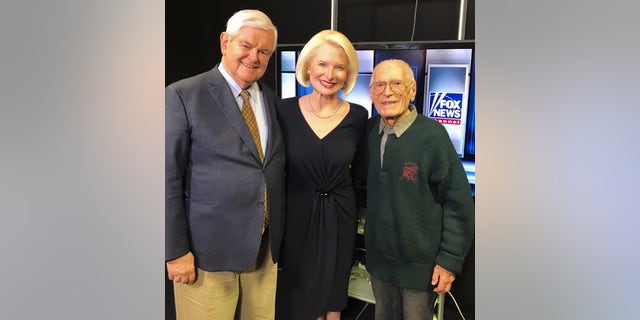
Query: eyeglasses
[{"left": 369, "top": 80, "right": 412, "bottom": 95}]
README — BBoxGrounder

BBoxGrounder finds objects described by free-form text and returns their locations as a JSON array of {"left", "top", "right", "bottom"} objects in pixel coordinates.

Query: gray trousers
[{"left": 370, "top": 275, "right": 437, "bottom": 320}]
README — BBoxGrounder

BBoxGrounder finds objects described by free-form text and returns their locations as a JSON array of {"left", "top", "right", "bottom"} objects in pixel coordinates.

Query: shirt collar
[
  {"left": 377, "top": 104, "right": 418, "bottom": 137},
  {"left": 218, "top": 64, "right": 259, "bottom": 101}
]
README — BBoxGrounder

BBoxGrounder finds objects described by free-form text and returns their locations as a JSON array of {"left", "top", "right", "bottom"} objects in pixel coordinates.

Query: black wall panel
[{"left": 166, "top": 0, "right": 474, "bottom": 87}]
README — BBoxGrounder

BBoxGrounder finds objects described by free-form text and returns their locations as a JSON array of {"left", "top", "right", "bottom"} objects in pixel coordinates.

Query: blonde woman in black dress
[{"left": 276, "top": 30, "right": 367, "bottom": 320}]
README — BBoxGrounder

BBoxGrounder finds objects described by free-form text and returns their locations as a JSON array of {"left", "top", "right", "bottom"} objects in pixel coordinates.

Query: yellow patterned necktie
[
  {"left": 240, "top": 90, "right": 268, "bottom": 232},
  {"left": 240, "top": 90, "right": 264, "bottom": 162}
]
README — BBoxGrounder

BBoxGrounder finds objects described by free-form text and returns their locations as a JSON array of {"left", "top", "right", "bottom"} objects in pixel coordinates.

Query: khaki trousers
[{"left": 173, "top": 231, "right": 277, "bottom": 320}]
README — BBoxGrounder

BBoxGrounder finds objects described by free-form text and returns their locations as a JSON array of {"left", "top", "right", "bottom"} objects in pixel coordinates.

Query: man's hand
[
  {"left": 166, "top": 252, "right": 196, "bottom": 284},
  {"left": 431, "top": 264, "right": 456, "bottom": 294}
]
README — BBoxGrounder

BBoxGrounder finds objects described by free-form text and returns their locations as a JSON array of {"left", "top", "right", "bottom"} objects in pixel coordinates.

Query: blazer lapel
[{"left": 207, "top": 68, "right": 263, "bottom": 164}]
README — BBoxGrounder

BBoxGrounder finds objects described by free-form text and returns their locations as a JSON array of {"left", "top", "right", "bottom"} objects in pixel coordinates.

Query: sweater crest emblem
[{"left": 400, "top": 162, "right": 419, "bottom": 183}]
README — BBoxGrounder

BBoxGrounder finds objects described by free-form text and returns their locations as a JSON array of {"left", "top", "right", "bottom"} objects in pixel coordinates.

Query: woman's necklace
[{"left": 308, "top": 95, "right": 342, "bottom": 119}]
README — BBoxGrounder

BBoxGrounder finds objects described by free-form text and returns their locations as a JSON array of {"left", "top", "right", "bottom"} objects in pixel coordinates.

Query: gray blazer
[{"left": 165, "top": 66, "right": 286, "bottom": 272}]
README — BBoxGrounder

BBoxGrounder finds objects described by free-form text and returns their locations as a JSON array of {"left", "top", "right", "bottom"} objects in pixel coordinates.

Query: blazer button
[{"left": 257, "top": 201, "right": 264, "bottom": 207}]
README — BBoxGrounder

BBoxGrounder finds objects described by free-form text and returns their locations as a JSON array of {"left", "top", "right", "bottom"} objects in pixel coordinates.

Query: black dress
[{"left": 275, "top": 97, "right": 368, "bottom": 319}]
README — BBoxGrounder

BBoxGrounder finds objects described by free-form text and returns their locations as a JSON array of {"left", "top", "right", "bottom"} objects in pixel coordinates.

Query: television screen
[{"left": 274, "top": 41, "right": 475, "bottom": 195}]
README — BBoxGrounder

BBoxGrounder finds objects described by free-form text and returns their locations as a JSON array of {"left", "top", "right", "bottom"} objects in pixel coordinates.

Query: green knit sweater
[{"left": 365, "top": 113, "right": 475, "bottom": 291}]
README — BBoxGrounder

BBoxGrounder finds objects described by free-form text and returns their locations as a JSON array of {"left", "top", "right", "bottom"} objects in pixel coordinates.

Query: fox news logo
[{"left": 428, "top": 92, "right": 463, "bottom": 125}]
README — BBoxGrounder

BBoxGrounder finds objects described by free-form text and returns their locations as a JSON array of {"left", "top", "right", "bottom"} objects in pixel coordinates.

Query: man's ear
[
  {"left": 220, "top": 32, "right": 229, "bottom": 54},
  {"left": 410, "top": 82, "right": 418, "bottom": 100}
]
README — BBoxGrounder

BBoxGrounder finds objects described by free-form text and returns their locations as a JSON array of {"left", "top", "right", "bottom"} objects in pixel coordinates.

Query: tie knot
[{"left": 240, "top": 90, "right": 250, "bottom": 103}]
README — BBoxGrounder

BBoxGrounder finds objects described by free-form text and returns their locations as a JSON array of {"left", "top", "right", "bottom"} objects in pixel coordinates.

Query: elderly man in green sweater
[{"left": 365, "top": 59, "right": 475, "bottom": 320}]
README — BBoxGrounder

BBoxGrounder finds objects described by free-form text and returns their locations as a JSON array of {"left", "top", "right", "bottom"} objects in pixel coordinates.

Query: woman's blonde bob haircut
[{"left": 295, "top": 30, "right": 359, "bottom": 95}]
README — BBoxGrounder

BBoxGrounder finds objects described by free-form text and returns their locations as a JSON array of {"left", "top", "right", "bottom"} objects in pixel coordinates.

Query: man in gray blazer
[{"left": 165, "top": 9, "right": 285, "bottom": 320}]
